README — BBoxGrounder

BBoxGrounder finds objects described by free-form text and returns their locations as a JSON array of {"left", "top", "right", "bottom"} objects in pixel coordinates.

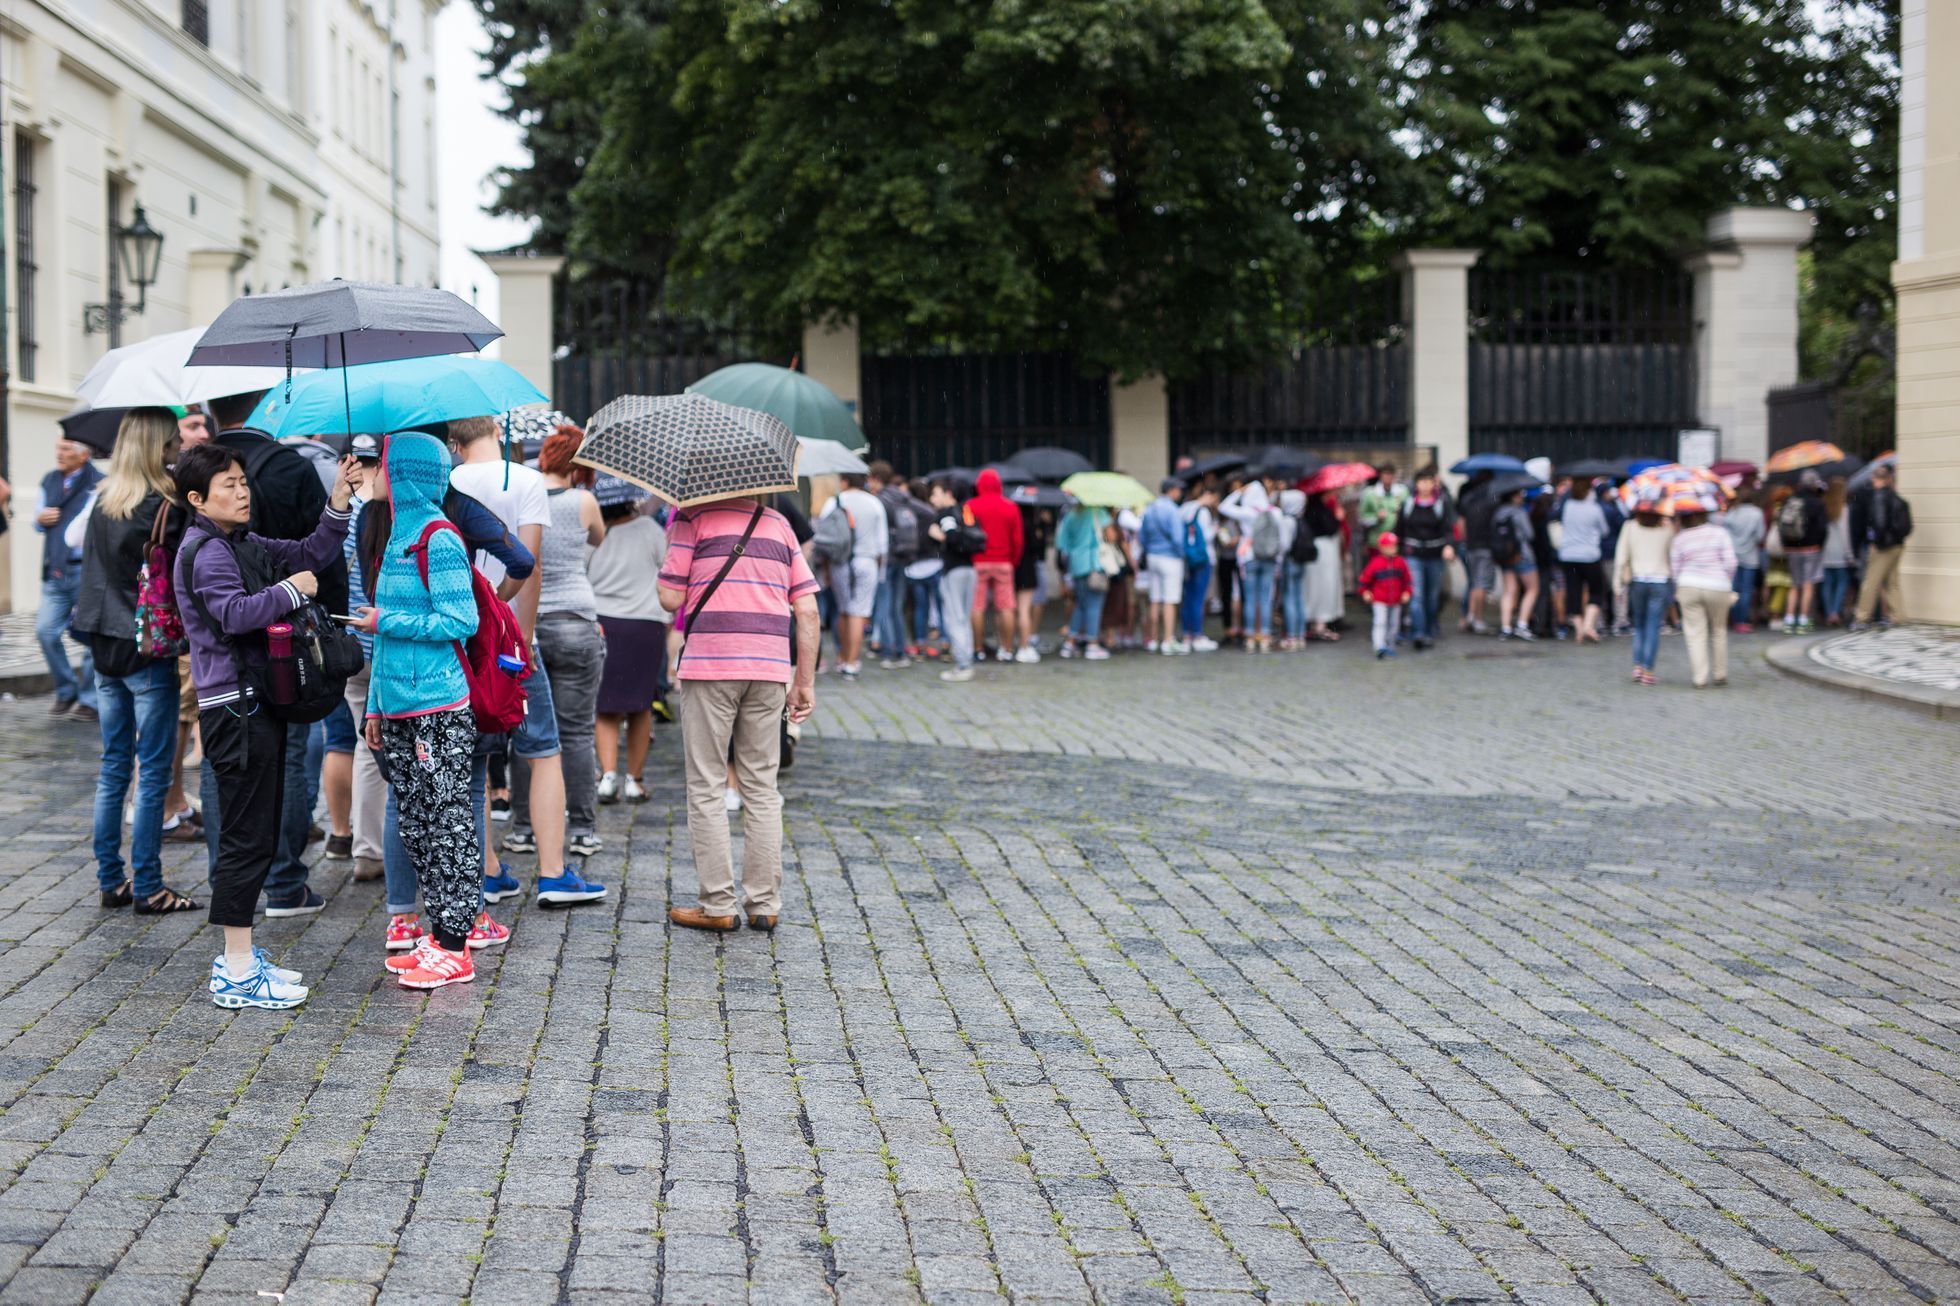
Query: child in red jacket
[{"left": 1358, "top": 532, "right": 1413, "bottom": 659}]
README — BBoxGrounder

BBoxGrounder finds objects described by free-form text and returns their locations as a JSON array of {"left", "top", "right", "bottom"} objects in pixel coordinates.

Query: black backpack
[
  {"left": 182, "top": 532, "right": 362, "bottom": 724},
  {"left": 1490, "top": 512, "right": 1524, "bottom": 565},
  {"left": 1873, "top": 491, "right": 1913, "bottom": 549},
  {"left": 1286, "top": 517, "right": 1317, "bottom": 564}
]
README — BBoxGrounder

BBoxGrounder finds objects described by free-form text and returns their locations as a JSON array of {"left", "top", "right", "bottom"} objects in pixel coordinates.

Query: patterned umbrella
[
  {"left": 574, "top": 393, "right": 799, "bottom": 507},
  {"left": 1618, "top": 464, "right": 1728, "bottom": 516},
  {"left": 504, "top": 405, "right": 573, "bottom": 450},
  {"left": 1301, "top": 461, "right": 1377, "bottom": 494},
  {"left": 1764, "top": 441, "right": 1847, "bottom": 475}
]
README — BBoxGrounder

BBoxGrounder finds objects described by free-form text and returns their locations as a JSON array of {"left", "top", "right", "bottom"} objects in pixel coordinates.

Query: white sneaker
[
  {"left": 1190, "top": 636, "right": 1219, "bottom": 652},
  {"left": 996, "top": 648, "right": 1014, "bottom": 663},
  {"left": 940, "top": 667, "right": 976, "bottom": 683},
  {"left": 1169, "top": 640, "right": 1192, "bottom": 656},
  {"left": 1084, "top": 644, "right": 1111, "bottom": 661},
  {"left": 623, "top": 776, "right": 648, "bottom": 803},
  {"left": 1145, "top": 640, "right": 1159, "bottom": 653},
  {"left": 597, "top": 771, "right": 621, "bottom": 805},
  {"left": 1015, "top": 645, "right": 1040, "bottom": 664},
  {"left": 725, "top": 787, "right": 743, "bottom": 814},
  {"left": 210, "top": 955, "right": 309, "bottom": 1010}
]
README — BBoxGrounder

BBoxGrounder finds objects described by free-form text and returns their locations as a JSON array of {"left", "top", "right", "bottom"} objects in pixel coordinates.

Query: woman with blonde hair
[{"left": 71, "top": 408, "right": 202, "bottom": 913}]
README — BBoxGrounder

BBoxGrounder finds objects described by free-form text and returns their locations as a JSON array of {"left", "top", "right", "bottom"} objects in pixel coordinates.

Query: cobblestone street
[{"left": 2, "top": 632, "right": 1958, "bottom": 1305}]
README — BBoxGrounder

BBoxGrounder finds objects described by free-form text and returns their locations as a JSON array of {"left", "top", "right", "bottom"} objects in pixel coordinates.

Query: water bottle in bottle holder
[{"left": 265, "top": 622, "right": 300, "bottom": 706}]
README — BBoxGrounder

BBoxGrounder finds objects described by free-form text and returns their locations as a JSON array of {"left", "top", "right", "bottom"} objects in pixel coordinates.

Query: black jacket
[
  {"left": 73, "top": 491, "right": 184, "bottom": 675},
  {"left": 1396, "top": 493, "right": 1455, "bottom": 560},
  {"left": 1849, "top": 485, "right": 1912, "bottom": 552},
  {"left": 213, "top": 427, "right": 348, "bottom": 614}
]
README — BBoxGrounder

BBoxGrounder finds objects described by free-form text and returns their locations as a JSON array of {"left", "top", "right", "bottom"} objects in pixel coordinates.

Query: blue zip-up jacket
[
  {"left": 1139, "top": 496, "right": 1182, "bottom": 560},
  {"left": 365, "top": 432, "right": 477, "bottom": 719}
]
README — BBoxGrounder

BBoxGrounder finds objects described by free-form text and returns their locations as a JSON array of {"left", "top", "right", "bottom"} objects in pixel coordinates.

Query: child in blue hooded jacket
[{"left": 354, "top": 431, "right": 482, "bottom": 990}]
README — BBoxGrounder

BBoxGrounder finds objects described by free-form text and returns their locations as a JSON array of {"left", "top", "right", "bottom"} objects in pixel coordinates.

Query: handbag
[{"left": 135, "top": 505, "right": 190, "bottom": 659}]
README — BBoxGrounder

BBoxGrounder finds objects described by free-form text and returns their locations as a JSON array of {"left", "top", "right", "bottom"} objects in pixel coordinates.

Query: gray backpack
[
  {"left": 813, "top": 503, "right": 856, "bottom": 568},
  {"left": 1250, "top": 509, "right": 1284, "bottom": 561}
]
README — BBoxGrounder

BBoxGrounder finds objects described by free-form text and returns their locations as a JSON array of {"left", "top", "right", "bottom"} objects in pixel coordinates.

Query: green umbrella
[
  {"left": 687, "top": 363, "right": 865, "bottom": 451},
  {"left": 1060, "top": 471, "right": 1154, "bottom": 510}
]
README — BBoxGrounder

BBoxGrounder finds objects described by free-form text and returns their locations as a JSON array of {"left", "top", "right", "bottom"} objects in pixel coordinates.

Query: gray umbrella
[
  {"left": 1006, "top": 446, "right": 1094, "bottom": 482},
  {"left": 574, "top": 393, "right": 799, "bottom": 507},
  {"left": 187, "top": 281, "right": 502, "bottom": 368}
]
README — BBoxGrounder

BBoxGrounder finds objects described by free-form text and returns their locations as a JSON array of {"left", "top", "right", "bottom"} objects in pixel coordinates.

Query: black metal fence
[
  {"left": 857, "top": 352, "right": 1110, "bottom": 473},
  {"left": 1768, "top": 379, "right": 1895, "bottom": 462},
  {"left": 1468, "top": 265, "right": 1697, "bottom": 464},
  {"left": 551, "top": 277, "right": 792, "bottom": 424},
  {"left": 1169, "top": 278, "right": 1407, "bottom": 463}
]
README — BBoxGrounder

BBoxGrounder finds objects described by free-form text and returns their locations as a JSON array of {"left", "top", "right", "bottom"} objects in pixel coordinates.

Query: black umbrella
[
  {"left": 188, "top": 281, "right": 502, "bottom": 368},
  {"left": 59, "top": 406, "right": 125, "bottom": 458},
  {"left": 1179, "top": 452, "right": 1249, "bottom": 480},
  {"left": 982, "top": 462, "right": 1036, "bottom": 488},
  {"left": 1008, "top": 483, "right": 1072, "bottom": 509},
  {"left": 1006, "top": 446, "right": 1094, "bottom": 482},
  {"left": 1254, "top": 446, "right": 1323, "bottom": 478},
  {"left": 1766, "top": 455, "right": 1863, "bottom": 485},
  {"left": 1486, "top": 470, "right": 1545, "bottom": 499},
  {"left": 1560, "top": 458, "right": 1629, "bottom": 480}
]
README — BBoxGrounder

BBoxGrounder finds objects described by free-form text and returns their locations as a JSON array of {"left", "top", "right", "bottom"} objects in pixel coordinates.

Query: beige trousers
[
  {"left": 1677, "top": 585, "right": 1735, "bottom": 687},
  {"left": 1854, "top": 546, "right": 1906, "bottom": 625},
  {"left": 679, "top": 678, "right": 787, "bottom": 917},
  {"left": 341, "top": 667, "right": 385, "bottom": 862}
]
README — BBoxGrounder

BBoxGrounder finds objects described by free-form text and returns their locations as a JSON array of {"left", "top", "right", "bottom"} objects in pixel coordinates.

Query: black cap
[{"left": 349, "top": 432, "right": 382, "bottom": 460}]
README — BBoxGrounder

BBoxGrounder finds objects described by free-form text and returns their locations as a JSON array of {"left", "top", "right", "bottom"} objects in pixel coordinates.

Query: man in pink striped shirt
[{"left": 658, "top": 497, "right": 820, "bottom": 934}]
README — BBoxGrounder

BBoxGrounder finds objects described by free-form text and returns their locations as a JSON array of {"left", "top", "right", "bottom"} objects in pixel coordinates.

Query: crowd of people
[{"left": 48, "top": 399, "right": 1916, "bottom": 1009}]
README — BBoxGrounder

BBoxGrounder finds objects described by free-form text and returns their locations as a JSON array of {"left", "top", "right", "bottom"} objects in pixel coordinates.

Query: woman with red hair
[{"left": 525, "top": 427, "right": 608, "bottom": 856}]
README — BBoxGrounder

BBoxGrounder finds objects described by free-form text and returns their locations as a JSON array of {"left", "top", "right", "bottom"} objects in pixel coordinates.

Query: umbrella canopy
[
  {"left": 188, "top": 281, "right": 502, "bottom": 369},
  {"left": 1617, "top": 464, "right": 1728, "bottom": 516},
  {"left": 503, "top": 406, "right": 574, "bottom": 453},
  {"left": 78, "top": 326, "right": 294, "bottom": 409},
  {"left": 1009, "top": 483, "right": 1073, "bottom": 510},
  {"left": 1252, "top": 445, "right": 1324, "bottom": 478},
  {"left": 1179, "top": 452, "right": 1250, "bottom": 480},
  {"left": 1484, "top": 470, "right": 1547, "bottom": 500},
  {"left": 244, "top": 356, "right": 545, "bottom": 439},
  {"left": 797, "top": 437, "right": 869, "bottom": 478},
  {"left": 981, "top": 462, "right": 1036, "bottom": 488},
  {"left": 1059, "top": 471, "right": 1153, "bottom": 510},
  {"left": 59, "top": 405, "right": 126, "bottom": 458},
  {"left": 1709, "top": 459, "right": 1758, "bottom": 480},
  {"left": 1005, "top": 446, "right": 1095, "bottom": 482},
  {"left": 1302, "top": 461, "right": 1377, "bottom": 494},
  {"left": 1449, "top": 453, "right": 1527, "bottom": 475},
  {"left": 921, "top": 467, "right": 979, "bottom": 494},
  {"left": 686, "top": 362, "right": 865, "bottom": 450},
  {"left": 1847, "top": 451, "right": 1897, "bottom": 489},
  {"left": 1764, "top": 441, "right": 1847, "bottom": 475},
  {"left": 1559, "top": 458, "right": 1628, "bottom": 480},
  {"left": 1626, "top": 457, "right": 1672, "bottom": 475},
  {"left": 592, "top": 474, "right": 648, "bottom": 511},
  {"left": 573, "top": 393, "right": 799, "bottom": 507}
]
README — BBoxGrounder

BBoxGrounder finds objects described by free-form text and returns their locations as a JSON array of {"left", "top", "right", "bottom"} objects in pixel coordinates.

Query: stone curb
[{"left": 1764, "top": 634, "right": 1960, "bottom": 721}]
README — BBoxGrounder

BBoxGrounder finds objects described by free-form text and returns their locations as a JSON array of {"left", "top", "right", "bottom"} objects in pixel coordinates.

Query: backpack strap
[
  {"left": 679, "top": 503, "right": 766, "bottom": 665},
  {"left": 179, "top": 532, "right": 259, "bottom": 704},
  {"left": 404, "top": 519, "right": 473, "bottom": 678}
]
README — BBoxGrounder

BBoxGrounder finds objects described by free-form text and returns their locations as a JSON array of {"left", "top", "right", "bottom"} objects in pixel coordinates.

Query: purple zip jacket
[{"left": 175, "top": 506, "right": 351, "bottom": 710}]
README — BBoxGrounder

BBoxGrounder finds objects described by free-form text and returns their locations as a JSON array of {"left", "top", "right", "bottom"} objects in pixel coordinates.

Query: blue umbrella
[
  {"left": 1449, "top": 453, "right": 1527, "bottom": 475},
  {"left": 1626, "top": 457, "right": 1672, "bottom": 475},
  {"left": 245, "top": 356, "right": 545, "bottom": 438}
]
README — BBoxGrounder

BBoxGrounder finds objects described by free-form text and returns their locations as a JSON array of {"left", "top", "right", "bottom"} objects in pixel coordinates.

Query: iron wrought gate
[{"left": 857, "top": 352, "right": 1109, "bottom": 473}]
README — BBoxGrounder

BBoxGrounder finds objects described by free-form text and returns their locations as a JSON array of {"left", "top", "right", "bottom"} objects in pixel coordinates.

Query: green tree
[{"left": 471, "top": 0, "right": 1408, "bottom": 378}]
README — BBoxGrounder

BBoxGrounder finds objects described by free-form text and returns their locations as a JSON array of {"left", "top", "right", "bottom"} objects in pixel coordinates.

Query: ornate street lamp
[{"left": 84, "top": 206, "right": 165, "bottom": 335}]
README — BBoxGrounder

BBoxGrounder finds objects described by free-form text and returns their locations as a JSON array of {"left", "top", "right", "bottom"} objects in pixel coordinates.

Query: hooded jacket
[
  {"left": 967, "top": 468, "right": 1024, "bottom": 567},
  {"left": 365, "top": 431, "right": 478, "bottom": 720}
]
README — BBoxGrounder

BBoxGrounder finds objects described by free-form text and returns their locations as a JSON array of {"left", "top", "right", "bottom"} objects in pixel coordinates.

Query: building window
[
  {"left": 182, "top": 0, "right": 210, "bottom": 46},
  {"left": 106, "top": 178, "right": 125, "bottom": 348},
  {"left": 13, "top": 132, "right": 38, "bottom": 384}
]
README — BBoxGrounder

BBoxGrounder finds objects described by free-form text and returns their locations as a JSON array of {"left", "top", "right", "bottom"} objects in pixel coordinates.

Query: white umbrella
[
  {"left": 78, "top": 326, "right": 298, "bottom": 409},
  {"left": 797, "top": 436, "right": 869, "bottom": 477}
]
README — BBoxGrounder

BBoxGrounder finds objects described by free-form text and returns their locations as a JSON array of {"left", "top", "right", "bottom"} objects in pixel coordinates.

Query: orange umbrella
[{"left": 1763, "top": 441, "right": 1846, "bottom": 475}]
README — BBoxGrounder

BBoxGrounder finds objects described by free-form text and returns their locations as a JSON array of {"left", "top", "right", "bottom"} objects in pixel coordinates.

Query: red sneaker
[
  {"left": 466, "top": 912, "right": 509, "bottom": 950},
  {"left": 385, "top": 914, "right": 425, "bottom": 953},
  {"left": 386, "top": 935, "right": 434, "bottom": 973},
  {"left": 398, "top": 943, "right": 474, "bottom": 989}
]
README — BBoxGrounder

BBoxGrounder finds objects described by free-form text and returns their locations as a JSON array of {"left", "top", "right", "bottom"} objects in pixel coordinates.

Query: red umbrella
[{"left": 1301, "top": 461, "right": 1376, "bottom": 494}]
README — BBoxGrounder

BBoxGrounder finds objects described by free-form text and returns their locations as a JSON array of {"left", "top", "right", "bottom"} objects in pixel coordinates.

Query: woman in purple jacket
[{"left": 173, "top": 442, "right": 357, "bottom": 1010}]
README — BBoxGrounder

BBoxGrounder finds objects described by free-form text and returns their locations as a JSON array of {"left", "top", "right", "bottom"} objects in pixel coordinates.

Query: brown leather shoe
[
  {"left": 353, "top": 856, "right": 384, "bottom": 882},
  {"left": 747, "top": 914, "right": 778, "bottom": 933},
  {"left": 669, "top": 906, "right": 737, "bottom": 933}
]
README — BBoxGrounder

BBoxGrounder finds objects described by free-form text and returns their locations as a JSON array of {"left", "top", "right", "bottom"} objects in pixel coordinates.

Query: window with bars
[
  {"left": 12, "top": 132, "right": 37, "bottom": 384},
  {"left": 182, "top": 0, "right": 210, "bottom": 46}
]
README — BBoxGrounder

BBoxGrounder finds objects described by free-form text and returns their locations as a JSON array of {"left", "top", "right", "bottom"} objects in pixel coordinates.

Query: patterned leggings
[{"left": 380, "top": 708, "right": 479, "bottom": 949}]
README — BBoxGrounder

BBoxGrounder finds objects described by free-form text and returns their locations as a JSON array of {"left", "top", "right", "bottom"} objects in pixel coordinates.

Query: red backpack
[{"left": 409, "top": 520, "right": 532, "bottom": 734}]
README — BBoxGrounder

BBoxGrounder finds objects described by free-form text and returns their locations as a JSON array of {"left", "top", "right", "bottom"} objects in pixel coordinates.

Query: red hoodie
[{"left": 968, "top": 468, "right": 1024, "bottom": 566}]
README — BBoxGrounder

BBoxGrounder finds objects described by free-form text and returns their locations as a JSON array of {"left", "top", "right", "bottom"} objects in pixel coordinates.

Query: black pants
[{"left": 202, "top": 706, "right": 288, "bottom": 928}]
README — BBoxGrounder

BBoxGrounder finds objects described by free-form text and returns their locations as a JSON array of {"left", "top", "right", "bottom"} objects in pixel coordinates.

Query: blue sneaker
[
  {"left": 209, "top": 947, "right": 302, "bottom": 991},
  {"left": 537, "top": 869, "right": 606, "bottom": 908},
  {"left": 483, "top": 864, "right": 522, "bottom": 904},
  {"left": 210, "top": 954, "right": 309, "bottom": 1010},
  {"left": 264, "top": 888, "right": 325, "bottom": 918}
]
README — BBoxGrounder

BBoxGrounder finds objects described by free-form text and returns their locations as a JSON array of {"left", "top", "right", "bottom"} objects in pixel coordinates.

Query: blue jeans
[
  {"left": 1068, "top": 577, "right": 1107, "bottom": 643},
  {"left": 907, "top": 574, "right": 939, "bottom": 643},
  {"left": 92, "top": 660, "right": 180, "bottom": 898},
  {"left": 1628, "top": 580, "right": 1669, "bottom": 671},
  {"left": 1243, "top": 558, "right": 1277, "bottom": 637},
  {"left": 1179, "top": 561, "right": 1212, "bottom": 638},
  {"left": 872, "top": 562, "right": 907, "bottom": 652},
  {"left": 385, "top": 746, "right": 490, "bottom": 917},
  {"left": 1408, "top": 556, "right": 1446, "bottom": 641},
  {"left": 1822, "top": 566, "right": 1853, "bottom": 621},
  {"left": 1281, "top": 559, "right": 1307, "bottom": 640},
  {"left": 1729, "top": 566, "right": 1758, "bottom": 627},
  {"left": 37, "top": 573, "right": 95, "bottom": 707}
]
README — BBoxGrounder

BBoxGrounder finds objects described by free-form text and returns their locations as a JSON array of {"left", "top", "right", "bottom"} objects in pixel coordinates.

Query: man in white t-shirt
[
  {"left": 446, "top": 417, "right": 599, "bottom": 907},
  {"left": 818, "top": 473, "right": 888, "bottom": 680}
]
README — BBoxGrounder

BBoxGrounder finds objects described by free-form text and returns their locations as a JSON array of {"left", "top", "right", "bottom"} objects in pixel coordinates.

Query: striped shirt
[
  {"left": 659, "top": 503, "right": 817, "bottom": 683},
  {"left": 1669, "top": 523, "right": 1737, "bottom": 592}
]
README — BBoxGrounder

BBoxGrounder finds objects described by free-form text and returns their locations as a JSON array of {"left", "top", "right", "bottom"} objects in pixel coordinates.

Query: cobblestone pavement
[
  {"left": 1, "top": 629, "right": 1958, "bottom": 1305},
  {"left": 1811, "top": 626, "right": 1960, "bottom": 693}
]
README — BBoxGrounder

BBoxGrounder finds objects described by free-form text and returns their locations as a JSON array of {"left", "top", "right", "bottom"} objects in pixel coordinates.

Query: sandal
[
  {"left": 135, "top": 887, "right": 202, "bottom": 915},
  {"left": 100, "top": 880, "right": 133, "bottom": 909}
]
